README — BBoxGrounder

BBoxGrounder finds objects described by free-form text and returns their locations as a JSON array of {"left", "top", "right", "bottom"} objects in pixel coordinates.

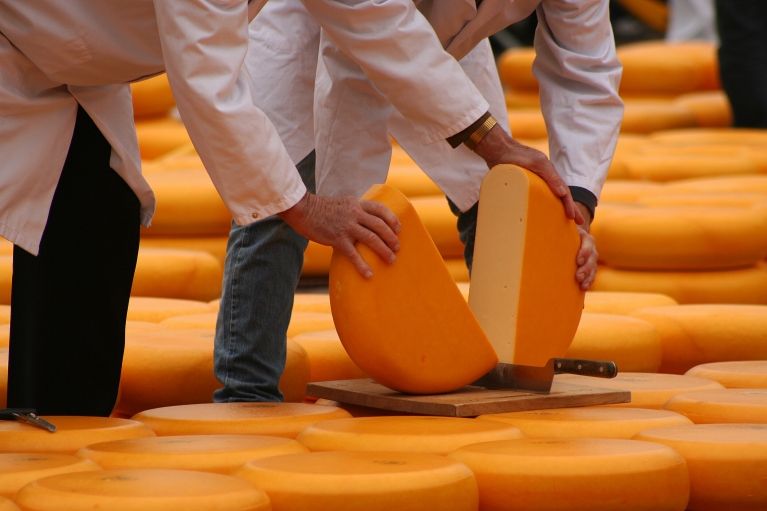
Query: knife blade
[{"left": 472, "top": 358, "right": 618, "bottom": 394}]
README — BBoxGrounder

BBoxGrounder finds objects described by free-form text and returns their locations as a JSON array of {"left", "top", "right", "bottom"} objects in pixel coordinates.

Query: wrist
[
  {"left": 277, "top": 191, "right": 310, "bottom": 224},
  {"left": 473, "top": 124, "right": 514, "bottom": 167},
  {"left": 574, "top": 201, "right": 592, "bottom": 232}
]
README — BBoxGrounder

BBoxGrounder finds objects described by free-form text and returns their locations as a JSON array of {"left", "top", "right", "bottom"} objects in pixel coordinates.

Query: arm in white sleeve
[
  {"left": 153, "top": 0, "right": 306, "bottom": 223},
  {"left": 534, "top": 0, "right": 624, "bottom": 200}
]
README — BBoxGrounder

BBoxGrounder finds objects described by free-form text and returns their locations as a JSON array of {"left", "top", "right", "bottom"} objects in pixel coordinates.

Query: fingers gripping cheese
[{"left": 469, "top": 165, "right": 584, "bottom": 366}]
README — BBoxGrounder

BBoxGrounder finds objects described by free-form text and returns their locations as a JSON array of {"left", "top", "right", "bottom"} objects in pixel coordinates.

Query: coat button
[{"left": 252, "top": 213, "right": 259, "bottom": 219}]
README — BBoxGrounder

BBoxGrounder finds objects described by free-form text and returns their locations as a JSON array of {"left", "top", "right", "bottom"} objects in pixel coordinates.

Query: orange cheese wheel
[
  {"left": 564, "top": 313, "right": 662, "bottom": 372},
  {"left": 637, "top": 192, "right": 767, "bottom": 208},
  {"left": 555, "top": 372, "right": 725, "bottom": 409},
  {"left": 620, "top": 101, "right": 697, "bottom": 134},
  {"left": 127, "top": 297, "right": 215, "bottom": 323},
  {"left": 0, "top": 454, "right": 100, "bottom": 499},
  {"left": 293, "top": 293, "right": 331, "bottom": 313},
  {"left": 313, "top": 399, "right": 411, "bottom": 418},
  {"left": 0, "top": 418, "right": 154, "bottom": 454},
  {"left": 159, "top": 313, "right": 217, "bottom": 329},
  {"left": 650, "top": 128, "right": 767, "bottom": 147},
  {"left": 449, "top": 438, "right": 689, "bottom": 511},
  {"left": 125, "top": 321, "right": 165, "bottom": 333},
  {"left": 0, "top": 498, "right": 17, "bottom": 511},
  {"left": 662, "top": 388, "right": 767, "bottom": 424},
  {"left": 389, "top": 146, "right": 416, "bottom": 166},
  {"left": 443, "top": 258, "right": 470, "bottom": 283},
  {"left": 0, "top": 306, "right": 8, "bottom": 325},
  {"left": 507, "top": 109, "right": 547, "bottom": 139},
  {"left": 131, "top": 248, "right": 223, "bottom": 302},
  {"left": 504, "top": 91, "right": 540, "bottom": 109},
  {"left": 618, "top": 41, "right": 718, "bottom": 94},
  {"left": 14, "top": 469, "right": 270, "bottom": 511},
  {"left": 139, "top": 237, "right": 228, "bottom": 265},
  {"left": 135, "top": 118, "right": 192, "bottom": 161},
  {"left": 131, "top": 74, "right": 175, "bottom": 119},
  {"left": 477, "top": 407, "right": 692, "bottom": 439},
  {"left": 583, "top": 291, "right": 677, "bottom": 315},
  {"left": 233, "top": 451, "right": 478, "bottom": 511},
  {"left": 0, "top": 256, "right": 11, "bottom": 305},
  {"left": 302, "top": 241, "right": 333, "bottom": 277},
  {"left": 600, "top": 181, "right": 665, "bottom": 203},
  {"left": 291, "top": 330, "right": 368, "bottom": 382},
  {"left": 674, "top": 91, "right": 733, "bottom": 128},
  {"left": 0, "top": 349, "right": 6, "bottom": 409},
  {"left": 497, "top": 47, "right": 537, "bottom": 92},
  {"left": 630, "top": 305, "right": 767, "bottom": 374},
  {"left": 286, "top": 311, "right": 335, "bottom": 338},
  {"left": 280, "top": 340, "right": 312, "bottom": 403},
  {"left": 384, "top": 164, "right": 442, "bottom": 199},
  {"left": 410, "top": 196, "right": 462, "bottom": 259},
  {"left": 0, "top": 239, "right": 10, "bottom": 256},
  {"left": 133, "top": 403, "right": 352, "bottom": 438},
  {"left": 624, "top": 154, "right": 758, "bottom": 182},
  {"left": 634, "top": 424, "right": 767, "bottom": 511},
  {"left": 77, "top": 435, "right": 308, "bottom": 474},
  {"left": 296, "top": 416, "right": 525, "bottom": 455},
  {"left": 329, "top": 185, "right": 497, "bottom": 394},
  {"left": 0, "top": 327, "right": 7, "bottom": 349},
  {"left": 685, "top": 361, "right": 767, "bottom": 389}
]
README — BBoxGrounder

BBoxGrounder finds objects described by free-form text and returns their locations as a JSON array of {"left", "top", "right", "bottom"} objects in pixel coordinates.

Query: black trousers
[
  {"left": 7, "top": 106, "right": 140, "bottom": 416},
  {"left": 716, "top": 0, "right": 767, "bottom": 128}
]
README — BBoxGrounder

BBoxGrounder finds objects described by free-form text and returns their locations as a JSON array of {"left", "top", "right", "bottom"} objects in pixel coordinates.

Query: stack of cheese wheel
[
  {"left": 476, "top": 407, "right": 692, "bottom": 439},
  {"left": 448, "top": 438, "right": 690, "bottom": 511},
  {"left": 131, "top": 74, "right": 175, "bottom": 120},
  {"left": 135, "top": 117, "right": 192, "bottom": 160},
  {"left": 685, "top": 361, "right": 767, "bottom": 388},
  {"left": 554, "top": 372, "right": 724, "bottom": 409},
  {"left": 292, "top": 293, "right": 331, "bottom": 313},
  {"left": 619, "top": 100, "right": 697, "bottom": 134},
  {"left": 662, "top": 388, "right": 767, "bottom": 423},
  {"left": 233, "top": 451, "right": 478, "bottom": 511},
  {"left": 139, "top": 237, "right": 228, "bottom": 265},
  {"left": 14, "top": 469, "right": 270, "bottom": 511},
  {"left": 76, "top": 435, "right": 308, "bottom": 473},
  {"left": 131, "top": 248, "right": 223, "bottom": 301},
  {"left": 410, "top": 196, "right": 462, "bottom": 259},
  {"left": 0, "top": 255, "right": 11, "bottom": 305},
  {"left": 674, "top": 91, "right": 733, "bottom": 127},
  {"left": 126, "top": 297, "right": 215, "bottom": 323},
  {"left": 0, "top": 498, "right": 17, "bottom": 511},
  {"left": 583, "top": 291, "right": 677, "bottom": 315},
  {"left": 0, "top": 454, "right": 100, "bottom": 499},
  {"left": 0, "top": 417, "right": 155, "bottom": 454},
  {"left": 600, "top": 181, "right": 666, "bottom": 203},
  {"left": 133, "top": 402, "right": 351, "bottom": 439},
  {"left": 290, "top": 330, "right": 368, "bottom": 382},
  {"left": 385, "top": 163, "right": 442, "bottom": 198},
  {"left": 630, "top": 305, "right": 767, "bottom": 374},
  {"left": 296, "top": 416, "right": 525, "bottom": 455},
  {"left": 649, "top": 128, "right": 767, "bottom": 147},
  {"left": 606, "top": 134, "right": 651, "bottom": 179},
  {"left": 507, "top": 109, "right": 547, "bottom": 139},
  {"left": 302, "top": 241, "right": 334, "bottom": 277},
  {"left": 634, "top": 424, "right": 767, "bottom": 511}
]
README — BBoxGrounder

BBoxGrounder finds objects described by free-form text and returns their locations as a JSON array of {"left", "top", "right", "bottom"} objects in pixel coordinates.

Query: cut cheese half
[
  {"left": 127, "top": 297, "right": 215, "bottom": 323},
  {"left": 662, "top": 388, "right": 767, "bottom": 424},
  {"left": 0, "top": 454, "right": 100, "bottom": 499},
  {"left": 291, "top": 330, "right": 368, "bottom": 382},
  {"left": 329, "top": 184, "right": 497, "bottom": 394},
  {"left": 469, "top": 165, "right": 583, "bottom": 366},
  {"left": 685, "top": 361, "right": 767, "bottom": 389},
  {"left": 583, "top": 291, "right": 678, "bottom": 315}
]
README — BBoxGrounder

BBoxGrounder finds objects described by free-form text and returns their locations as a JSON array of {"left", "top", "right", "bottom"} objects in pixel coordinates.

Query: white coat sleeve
[
  {"left": 153, "top": 0, "right": 306, "bottom": 223},
  {"left": 534, "top": 0, "right": 624, "bottom": 200}
]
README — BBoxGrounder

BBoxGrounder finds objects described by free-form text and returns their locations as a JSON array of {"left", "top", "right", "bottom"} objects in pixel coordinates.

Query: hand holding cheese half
[
  {"left": 469, "top": 165, "right": 584, "bottom": 366},
  {"left": 329, "top": 185, "right": 497, "bottom": 394}
]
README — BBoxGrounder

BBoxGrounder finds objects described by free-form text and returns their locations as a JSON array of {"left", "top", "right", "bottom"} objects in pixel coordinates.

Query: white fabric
[
  {"left": 667, "top": 0, "right": 718, "bottom": 43},
  {"left": 0, "top": 0, "right": 305, "bottom": 255}
]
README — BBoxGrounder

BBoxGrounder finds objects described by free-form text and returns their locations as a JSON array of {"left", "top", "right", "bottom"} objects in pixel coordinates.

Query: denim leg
[
  {"left": 214, "top": 151, "right": 316, "bottom": 402},
  {"left": 447, "top": 197, "right": 479, "bottom": 273}
]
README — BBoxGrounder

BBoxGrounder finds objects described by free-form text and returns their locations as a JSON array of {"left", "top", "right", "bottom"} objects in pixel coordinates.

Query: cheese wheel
[
  {"left": 0, "top": 349, "right": 6, "bottom": 408},
  {"left": 139, "top": 237, "right": 228, "bottom": 264},
  {"left": 600, "top": 181, "right": 665, "bottom": 203},
  {"left": 685, "top": 361, "right": 767, "bottom": 389},
  {"left": 0, "top": 417, "right": 155, "bottom": 454},
  {"left": 650, "top": 128, "right": 767, "bottom": 147},
  {"left": 233, "top": 451, "right": 478, "bottom": 511},
  {"left": 287, "top": 311, "right": 335, "bottom": 338},
  {"left": 77, "top": 435, "right": 308, "bottom": 474},
  {"left": 470, "top": 165, "right": 583, "bottom": 366},
  {"left": 296, "top": 416, "right": 525, "bottom": 455},
  {"left": 504, "top": 91, "right": 540, "bottom": 109},
  {"left": 637, "top": 193, "right": 767, "bottom": 208},
  {"left": 497, "top": 48, "right": 537, "bottom": 92},
  {"left": 14, "top": 469, "right": 270, "bottom": 511},
  {"left": 624, "top": 154, "right": 758, "bottom": 182},
  {"left": 329, "top": 185, "right": 497, "bottom": 394},
  {"left": 617, "top": 41, "right": 718, "bottom": 94},
  {"left": 0, "top": 326, "right": 7, "bottom": 349},
  {"left": 583, "top": 291, "right": 678, "bottom": 315},
  {"left": 554, "top": 372, "right": 725, "bottom": 409},
  {"left": 477, "top": 407, "right": 692, "bottom": 439},
  {"left": 302, "top": 241, "right": 333, "bottom": 277},
  {"left": 131, "top": 74, "right": 175, "bottom": 119},
  {"left": 449, "top": 438, "right": 689, "bottom": 511},
  {"left": 389, "top": 146, "right": 416, "bottom": 166},
  {"left": 674, "top": 91, "right": 733, "bottom": 128},
  {"left": 0, "top": 454, "right": 100, "bottom": 499},
  {"left": 135, "top": 118, "right": 192, "bottom": 160},
  {"left": 0, "top": 306, "right": 8, "bottom": 325},
  {"left": 0, "top": 239, "right": 10, "bottom": 256},
  {"left": 125, "top": 321, "right": 165, "bottom": 333},
  {"left": 565, "top": 313, "right": 662, "bottom": 372},
  {"left": 384, "top": 164, "right": 442, "bottom": 198},
  {"left": 507, "top": 109, "right": 547, "bottom": 139},
  {"left": 0, "top": 256, "right": 11, "bottom": 305},
  {"left": 281, "top": 340, "right": 312, "bottom": 403},
  {"left": 662, "top": 388, "right": 767, "bottom": 424},
  {"left": 291, "top": 330, "right": 368, "bottom": 382},
  {"left": 630, "top": 305, "right": 767, "bottom": 374},
  {"left": 133, "top": 402, "right": 352, "bottom": 438},
  {"left": 592, "top": 264, "right": 767, "bottom": 305},
  {"left": 443, "top": 258, "right": 470, "bottom": 283},
  {"left": 150, "top": 154, "right": 205, "bottom": 173},
  {"left": 313, "top": 399, "right": 410, "bottom": 418},
  {"left": 620, "top": 101, "right": 698, "bottom": 134},
  {"left": 159, "top": 313, "right": 217, "bottom": 329},
  {"left": 293, "top": 293, "right": 331, "bottom": 313},
  {"left": 131, "top": 248, "right": 223, "bottom": 302},
  {"left": 634, "top": 424, "right": 767, "bottom": 511},
  {"left": 410, "top": 196, "right": 462, "bottom": 259},
  {"left": 126, "top": 297, "right": 215, "bottom": 323},
  {"left": 0, "top": 498, "right": 17, "bottom": 511}
]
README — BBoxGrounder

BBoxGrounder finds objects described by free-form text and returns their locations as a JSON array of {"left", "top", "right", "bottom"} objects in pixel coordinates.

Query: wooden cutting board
[{"left": 307, "top": 379, "right": 631, "bottom": 417}]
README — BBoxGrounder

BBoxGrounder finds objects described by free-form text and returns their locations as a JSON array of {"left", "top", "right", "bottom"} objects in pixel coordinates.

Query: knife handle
[{"left": 552, "top": 359, "right": 617, "bottom": 379}]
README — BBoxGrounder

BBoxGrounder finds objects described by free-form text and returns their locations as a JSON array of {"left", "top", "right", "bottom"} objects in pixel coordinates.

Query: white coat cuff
[
  {"left": 233, "top": 180, "right": 308, "bottom": 226},
  {"left": 418, "top": 101, "right": 490, "bottom": 146}
]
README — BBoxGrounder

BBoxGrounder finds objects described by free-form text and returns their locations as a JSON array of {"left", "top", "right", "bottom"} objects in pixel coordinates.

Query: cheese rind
[
  {"left": 662, "top": 388, "right": 767, "bottom": 424},
  {"left": 583, "top": 291, "right": 678, "bottom": 315},
  {"left": 0, "top": 454, "right": 100, "bottom": 499},
  {"left": 685, "top": 361, "right": 767, "bottom": 389},
  {"left": 291, "top": 330, "right": 368, "bottom": 382}
]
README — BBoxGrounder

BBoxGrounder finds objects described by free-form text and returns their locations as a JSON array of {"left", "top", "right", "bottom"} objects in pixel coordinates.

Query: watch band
[{"left": 464, "top": 115, "right": 498, "bottom": 151}]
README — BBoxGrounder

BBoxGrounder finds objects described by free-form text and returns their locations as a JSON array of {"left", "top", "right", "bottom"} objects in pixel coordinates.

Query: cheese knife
[{"left": 472, "top": 358, "right": 618, "bottom": 394}]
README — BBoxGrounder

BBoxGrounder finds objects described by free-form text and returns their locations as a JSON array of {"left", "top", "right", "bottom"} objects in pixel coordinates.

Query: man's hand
[
  {"left": 574, "top": 202, "right": 598, "bottom": 291},
  {"left": 278, "top": 192, "right": 401, "bottom": 278}
]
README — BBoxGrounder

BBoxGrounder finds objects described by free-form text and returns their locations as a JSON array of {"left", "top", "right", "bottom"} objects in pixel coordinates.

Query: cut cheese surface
[
  {"left": 127, "top": 297, "right": 215, "bottom": 323},
  {"left": 132, "top": 248, "right": 223, "bottom": 302},
  {"left": 634, "top": 424, "right": 767, "bottom": 511},
  {"left": 469, "top": 165, "right": 583, "bottom": 366},
  {"left": 583, "top": 291, "right": 678, "bottom": 315},
  {"left": 77, "top": 435, "right": 308, "bottom": 474},
  {"left": 296, "top": 416, "right": 525, "bottom": 455},
  {"left": 329, "top": 185, "right": 497, "bottom": 394},
  {"left": 554, "top": 373, "right": 724, "bottom": 409},
  {"left": 685, "top": 361, "right": 767, "bottom": 389},
  {"left": 14, "top": 469, "right": 270, "bottom": 511},
  {"left": 630, "top": 305, "right": 767, "bottom": 374},
  {"left": 0, "top": 417, "right": 155, "bottom": 454},
  {"left": 232, "top": 451, "right": 478, "bottom": 511},
  {"left": 448, "top": 438, "right": 689, "bottom": 511},
  {"left": 476, "top": 406, "right": 692, "bottom": 439},
  {"left": 291, "top": 330, "right": 368, "bottom": 382},
  {"left": 293, "top": 294, "right": 331, "bottom": 314},
  {"left": 0, "top": 454, "right": 100, "bottom": 499},
  {"left": 132, "top": 403, "right": 352, "bottom": 438},
  {"left": 662, "top": 388, "right": 767, "bottom": 424}
]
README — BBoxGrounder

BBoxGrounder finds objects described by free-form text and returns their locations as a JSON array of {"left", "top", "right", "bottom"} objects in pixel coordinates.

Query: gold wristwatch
[{"left": 464, "top": 115, "right": 498, "bottom": 151}]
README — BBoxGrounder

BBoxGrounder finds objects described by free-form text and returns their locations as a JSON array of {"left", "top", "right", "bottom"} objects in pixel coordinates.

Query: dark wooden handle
[{"left": 552, "top": 359, "right": 618, "bottom": 378}]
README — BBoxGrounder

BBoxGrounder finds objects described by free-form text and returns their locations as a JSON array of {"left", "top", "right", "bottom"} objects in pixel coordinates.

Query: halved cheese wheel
[
  {"left": 233, "top": 451, "right": 478, "bottom": 511},
  {"left": 621, "top": 101, "right": 697, "bottom": 134},
  {"left": 554, "top": 372, "right": 725, "bottom": 409},
  {"left": 410, "top": 196, "right": 462, "bottom": 259},
  {"left": 470, "top": 165, "right": 583, "bottom": 366},
  {"left": 685, "top": 361, "right": 767, "bottom": 389},
  {"left": 0, "top": 497, "right": 17, "bottom": 511},
  {"left": 0, "top": 256, "right": 11, "bottom": 305},
  {"left": 600, "top": 181, "right": 665, "bottom": 203},
  {"left": 139, "top": 237, "right": 228, "bottom": 264},
  {"left": 0, "top": 417, "right": 155, "bottom": 454},
  {"left": 77, "top": 435, "right": 308, "bottom": 474},
  {"left": 293, "top": 293, "right": 331, "bottom": 314},
  {"left": 624, "top": 154, "right": 758, "bottom": 182},
  {"left": 0, "top": 454, "right": 100, "bottom": 498},
  {"left": 126, "top": 297, "right": 215, "bottom": 323},
  {"left": 329, "top": 185, "right": 497, "bottom": 394},
  {"left": 449, "top": 438, "right": 689, "bottom": 511},
  {"left": 286, "top": 311, "right": 335, "bottom": 338},
  {"left": 650, "top": 128, "right": 767, "bottom": 147},
  {"left": 477, "top": 406, "right": 692, "bottom": 439},
  {"left": 131, "top": 248, "right": 223, "bottom": 302},
  {"left": 444, "top": 258, "right": 470, "bottom": 283},
  {"left": 135, "top": 118, "right": 192, "bottom": 160},
  {"left": 565, "top": 313, "right": 662, "bottom": 372},
  {"left": 133, "top": 403, "right": 352, "bottom": 439},
  {"left": 583, "top": 291, "right": 677, "bottom": 315},
  {"left": 0, "top": 349, "right": 6, "bottom": 408},
  {"left": 662, "top": 388, "right": 767, "bottom": 424},
  {"left": 617, "top": 41, "right": 718, "bottom": 94},
  {"left": 507, "top": 109, "right": 547, "bottom": 139},
  {"left": 302, "top": 241, "right": 333, "bottom": 277},
  {"left": 384, "top": 164, "right": 442, "bottom": 198},
  {"left": 630, "top": 305, "right": 767, "bottom": 374},
  {"left": 637, "top": 193, "right": 767, "bottom": 208},
  {"left": 159, "top": 313, "right": 216, "bottom": 329},
  {"left": 14, "top": 469, "right": 270, "bottom": 511},
  {"left": 131, "top": 74, "right": 175, "bottom": 119},
  {"left": 296, "top": 416, "right": 524, "bottom": 455},
  {"left": 0, "top": 306, "right": 8, "bottom": 325},
  {"left": 291, "top": 330, "right": 368, "bottom": 382},
  {"left": 674, "top": 91, "right": 733, "bottom": 127},
  {"left": 497, "top": 48, "right": 537, "bottom": 92},
  {"left": 634, "top": 424, "right": 767, "bottom": 511}
]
